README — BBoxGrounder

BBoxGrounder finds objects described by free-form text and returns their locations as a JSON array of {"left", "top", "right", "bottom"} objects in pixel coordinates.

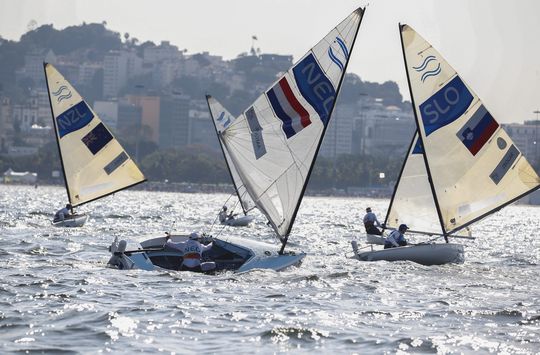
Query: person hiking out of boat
[
  {"left": 167, "top": 232, "right": 216, "bottom": 272},
  {"left": 363, "top": 207, "right": 382, "bottom": 235},
  {"left": 219, "top": 206, "right": 235, "bottom": 223},
  {"left": 54, "top": 204, "right": 72, "bottom": 221},
  {"left": 384, "top": 224, "right": 408, "bottom": 249}
]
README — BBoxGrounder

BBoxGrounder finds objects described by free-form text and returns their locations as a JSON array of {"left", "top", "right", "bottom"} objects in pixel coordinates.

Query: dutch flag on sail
[{"left": 267, "top": 77, "right": 311, "bottom": 139}]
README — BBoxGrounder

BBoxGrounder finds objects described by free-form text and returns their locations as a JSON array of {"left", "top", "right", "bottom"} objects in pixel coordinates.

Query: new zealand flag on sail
[
  {"left": 419, "top": 76, "right": 473, "bottom": 136},
  {"left": 56, "top": 101, "right": 94, "bottom": 138},
  {"left": 293, "top": 53, "right": 336, "bottom": 126},
  {"left": 82, "top": 123, "right": 113, "bottom": 155},
  {"left": 456, "top": 105, "right": 499, "bottom": 156}
]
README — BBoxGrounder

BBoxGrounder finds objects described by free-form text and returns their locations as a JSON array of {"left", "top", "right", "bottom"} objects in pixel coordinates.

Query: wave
[{"left": 261, "top": 326, "right": 330, "bottom": 343}]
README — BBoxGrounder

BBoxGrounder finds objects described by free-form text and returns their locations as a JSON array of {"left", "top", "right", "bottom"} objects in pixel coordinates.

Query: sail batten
[
  {"left": 44, "top": 63, "right": 146, "bottom": 207},
  {"left": 213, "top": 8, "right": 364, "bottom": 242},
  {"left": 399, "top": 24, "right": 540, "bottom": 233}
]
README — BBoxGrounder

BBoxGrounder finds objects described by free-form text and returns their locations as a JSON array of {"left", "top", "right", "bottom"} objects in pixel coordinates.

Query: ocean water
[{"left": 0, "top": 184, "right": 539, "bottom": 354}]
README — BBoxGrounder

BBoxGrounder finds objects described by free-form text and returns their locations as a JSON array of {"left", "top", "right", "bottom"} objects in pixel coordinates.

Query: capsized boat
[
  {"left": 352, "top": 24, "right": 540, "bottom": 265},
  {"left": 109, "top": 7, "right": 366, "bottom": 272},
  {"left": 44, "top": 63, "right": 146, "bottom": 227},
  {"left": 108, "top": 233, "right": 304, "bottom": 273}
]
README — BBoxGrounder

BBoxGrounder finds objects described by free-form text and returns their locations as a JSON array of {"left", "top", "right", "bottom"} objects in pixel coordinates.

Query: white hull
[
  {"left": 108, "top": 233, "right": 305, "bottom": 273},
  {"left": 366, "top": 234, "right": 385, "bottom": 245},
  {"left": 352, "top": 241, "right": 464, "bottom": 266},
  {"left": 222, "top": 215, "right": 254, "bottom": 227},
  {"left": 52, "top": 214, "right": 88, "bottom": 227}
]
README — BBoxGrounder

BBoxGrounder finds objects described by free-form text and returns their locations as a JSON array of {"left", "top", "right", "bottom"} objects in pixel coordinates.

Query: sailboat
[
  {"left": 108, "top": 7, "right": 366, "bottom": 272},
  {"left": 352, "top": 24, "right": 540, "bottom": 265},
  {"left": 206, "top": 96, "right": 256, "bottom": 227},
  {"left": 44, "top": 63, "right": 146, "bottom": 227}
]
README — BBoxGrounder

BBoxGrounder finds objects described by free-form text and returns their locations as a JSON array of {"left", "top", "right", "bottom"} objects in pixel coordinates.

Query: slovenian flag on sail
[
  {"left": 267, "top": 77, "right": 312, "bottom": 139},
  {"left": 457, "top": 104, "right": 499, "bottom": 156}
]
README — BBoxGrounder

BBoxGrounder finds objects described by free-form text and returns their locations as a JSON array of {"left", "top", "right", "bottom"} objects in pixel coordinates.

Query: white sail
[
  {"left": 45, "top": 63, "right": 146, "bottom": 207},
  {"left": 206, "top": 95, "right": 256, "bottom": 214},
  {"left": 400, "top": 25, "right": 540, "bottom": 234},
  {"left": 385, "top": 133, "right": 442, "bottom": 234},
  {"left": 219, "top": 8, "right": 364, "bottom": 238}
]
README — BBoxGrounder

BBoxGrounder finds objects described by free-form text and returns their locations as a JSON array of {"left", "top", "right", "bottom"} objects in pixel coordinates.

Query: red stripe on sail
[
  {"left": 278, "top": 79, "right": 311, "bottom": 128},
  {"left": 470, "top": 120, "right": 499, "bottom": 155}
]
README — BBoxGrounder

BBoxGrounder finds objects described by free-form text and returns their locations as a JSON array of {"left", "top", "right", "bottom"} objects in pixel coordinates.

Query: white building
[
  {"left": 358, "top": 100, "right": 415, "bottom": 157},
  {"left": 103, "top": 50, "right": 142, "bottom": 98},
  {"left": 93, "top": 100, "right": 119, "bottom": 130},
  {"left": 3, "top": 168, "right": 37, "bottom": 184},
  {"left": 320, "top": 103, "right": 356, "bottom": 158},
  {"left": 143, "top": 41, "right": 181, "bottom": 64},
  {"left": 103, "top": 51, "right": 128, "bottom": 98},
  {"left": 503, "top": 121, "right": 540, "bottom": 165}
]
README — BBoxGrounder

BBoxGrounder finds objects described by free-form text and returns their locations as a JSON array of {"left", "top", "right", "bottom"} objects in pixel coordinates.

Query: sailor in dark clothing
[{"left": 363, "top": 207, "right": 382, "bottom": 235}]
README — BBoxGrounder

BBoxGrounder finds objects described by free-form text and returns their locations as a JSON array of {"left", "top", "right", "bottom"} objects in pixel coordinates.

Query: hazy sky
[{"left": 1, "top": 0, "right": 539, "bottom": 123}]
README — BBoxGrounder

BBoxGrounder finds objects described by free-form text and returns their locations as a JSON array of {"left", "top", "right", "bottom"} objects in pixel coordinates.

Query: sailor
[
  {"left": 384, "top": 224, "right": 409, "bottom": 249},
  {"left": 363, "top": 207, "right": 382, "bottom": 235},
  {"left": 54, "top": 204, "right": 72, "bottom": 221},
  {"left": 168, "top": 232, "right": 216, "bottom": 272},
  {"left": 219, "top": 206, "right": 235, "bottom": 223}
]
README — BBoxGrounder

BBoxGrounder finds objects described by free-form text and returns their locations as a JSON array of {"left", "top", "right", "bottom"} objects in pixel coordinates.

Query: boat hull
[
  {"left": 366, "top": 233, "right": 385, "bottom": 245},
  {"left": 222, "top": 215, "right": 254, "bottom": 227},
  {"left": 108, "top": 233, "right": 305, "bottom": 273},
  {"left": 52, "top": 214, "right": 88, "bottom": 227},
  {"left": 353, "top": 242, "right": 464, "bottom": 266}
]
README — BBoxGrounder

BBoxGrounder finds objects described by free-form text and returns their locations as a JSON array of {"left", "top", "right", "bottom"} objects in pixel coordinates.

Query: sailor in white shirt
[{"left": 167, "top": 232, "right": 216, "bottom": 272}]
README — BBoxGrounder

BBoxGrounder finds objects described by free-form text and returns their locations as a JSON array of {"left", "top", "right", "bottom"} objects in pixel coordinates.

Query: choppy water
[{"left": 0, "top": 184, "right": 539, "bottom": 354}]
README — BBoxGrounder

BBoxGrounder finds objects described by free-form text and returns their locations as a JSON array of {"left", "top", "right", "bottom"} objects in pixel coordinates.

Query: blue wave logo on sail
[
  {"left": 216, "top": 111, "right": 232, "bottom": 129},
  {"left": 52, "top": 85, "right": 72, "bottom": 103},
  {"left": 327, "top": 37, "right": 349, "bottom": 71},
  {"left": 413, "top": 55, "right": 441, "bottom": 82}
]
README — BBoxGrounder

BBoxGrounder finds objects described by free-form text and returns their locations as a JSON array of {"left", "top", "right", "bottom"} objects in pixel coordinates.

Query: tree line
[{"left": 0, "top": 143, "right": 402, "bottom": 189}]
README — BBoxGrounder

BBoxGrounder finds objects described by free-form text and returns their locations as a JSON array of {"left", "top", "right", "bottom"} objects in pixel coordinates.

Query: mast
[
  {"left": 280, "top": 6, "right": 366, "bottom": 254},
  {"left": 383, "top": 132, "right": 418, "bottom": 227},
  {"left": 44, "top": 62, "right": 72, "bottom": 207},
  {"left": 205, "top": 95, "right": 248, "bottom": 215},
  {"left": 398, "top": 24, "right": 448, "bottom": 237}
]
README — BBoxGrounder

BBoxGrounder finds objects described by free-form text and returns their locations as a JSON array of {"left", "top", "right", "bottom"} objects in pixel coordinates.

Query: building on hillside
[
  {"left": 0, "top": 96, "right": 13, "bottom": 153},
  {"left": 126, "top": 95, "right": 161, "bottom": 144},
  {"left": 143, "top": 41, "right": 181, "bottom": 64},
  {"left": 5, "top": 146, "right": 39, "bottom": 157},
  {"left": 117, "top": 100, "right": 142, "bottom": 137},
  {"left": 357, "top": 100, "right": 415, "bottom": 157},
  {"left": 2, "top": 168, "right": 38, "bottom": 184},
  {"left": 503, "top": 120, "right": 540, "bottom": 166},
  {"left": 103, "top": 50, "right": 143, "bottom": 98},
  {"left": 15, "top": 49, "right": 56, "bottom": 86},
  {"left": 320, "top": 103, "right": 356, "bottom": 158},
  {"left": 189, "top": 108, "right": 219, "bottom": 150},
  {"left": 159, "top": 94, "right": 190, "bottom": 149},
  {"left": 24, "top": 125, "right": 53, "bottom": 147},
  {"left": 93, "top": 100, "right": 119, "bottom": 130}
]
